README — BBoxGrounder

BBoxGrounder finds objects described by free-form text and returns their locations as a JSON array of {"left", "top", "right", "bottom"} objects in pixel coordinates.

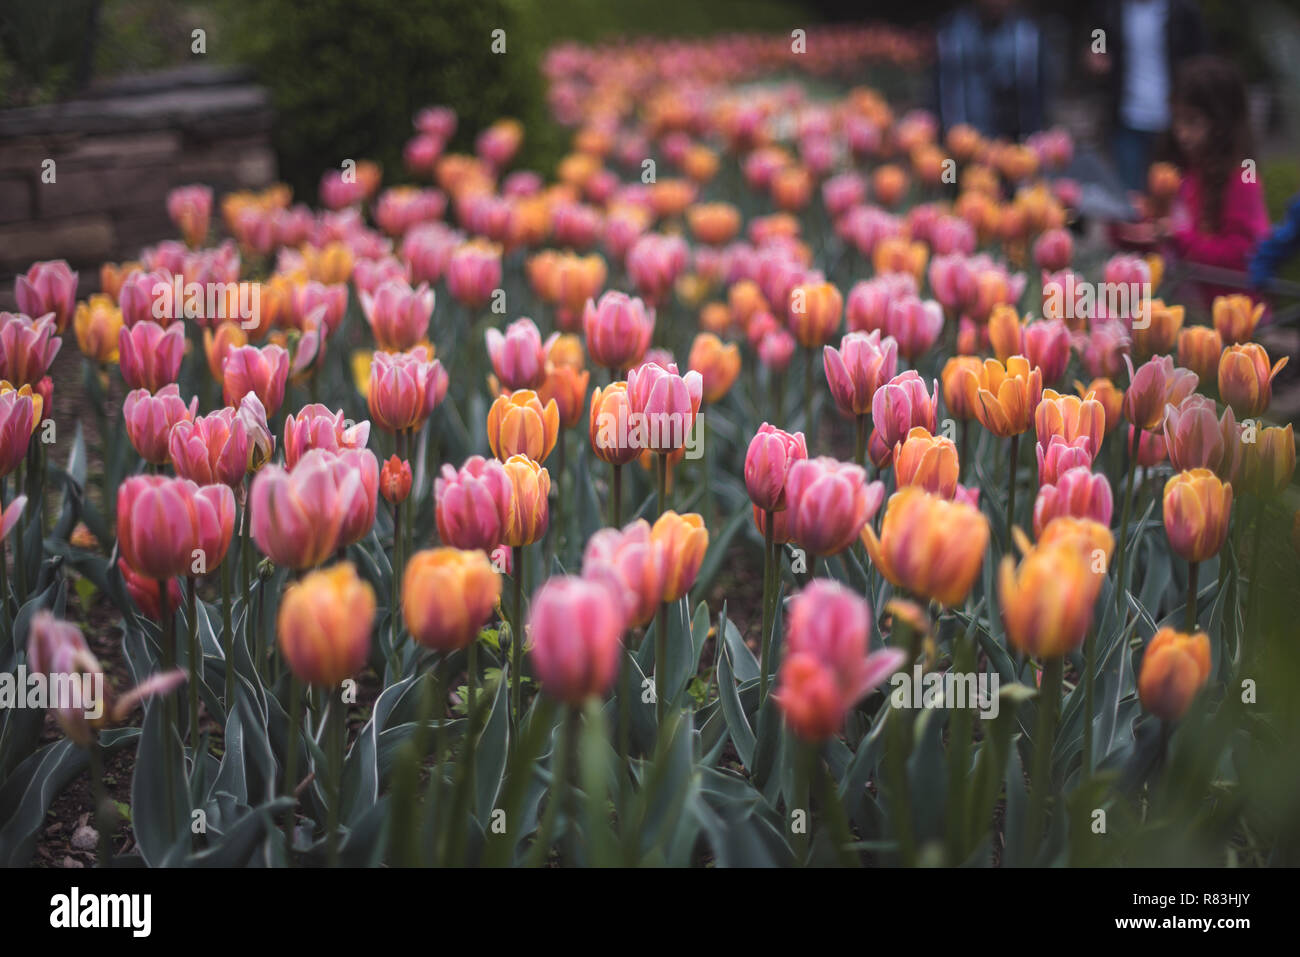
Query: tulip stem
[
  {"left": 157, "top": 578, "right": 178, "bottom": 838},
  {"left": 1244, "top": 497, "right": 1265, "bottom": 656},
  {"left": 656, "top": 452, "right": 668, "bottom": 517},
  {"left": 1026, "top": 656, "right": 1063, "bottom": 860},
  {"left": 1116, "top": 425, "right": 1141, "bottom": 612},
  {"left": 854, "top": 414, "right": 868, "bottom": 469},
  {"left": 803, "top": 347, "right": 814, "bottom": 439},
  {"left": 466, "top": 635, "right": 478, "bottom": 804},
  {"left": 610, "top": 463, "right": 623, "bottom": 527},
  {"left": 1083, "top": 627, "right": 1096, "bottom": 780},
  {"left": 555, "top": 429, "right": 567, "bottom": 558},
  {"left": 221, "top": 558, "right": 233, "bottom": 710},
  {"left": 792, "top": 737, "right": 814, "bottom": 864},
  {"left": 526, "top": 705, "right": 576, "bottom": 867},
  {"left": 283, "top": 675, "right": 302, "bottom": 864},
  {"left": 186, "top": 577, "right": 200, "bottom": 757},
  {"left": 89, "top": 734, "right": 114, "bottom": 867},
  {"left": 326, "top": 687, "right": 344, "bottom": 867},
  {"left": 391, "top": 498, "right": 403, "bottom": 678},
  {"left": 511, "top": 545, "right": 524, "bottom": 729},
  {"left": 760, "top": 509, "right": 776, "bottom": 701},
  {"left": 13, "top": 459, "right": 25, "bottom": 602},
  {"left": 0, "top": 521, "right": 10, "bottom": 645},
  {"left": 655, "top": 601, "right": 668, "bottom": 726},
  {"left": 1185, "top": 561, "right": 1199, "bottom": 633},
  {"left": 1005, "top": 433, "right": 1020, "bottom": 545}
]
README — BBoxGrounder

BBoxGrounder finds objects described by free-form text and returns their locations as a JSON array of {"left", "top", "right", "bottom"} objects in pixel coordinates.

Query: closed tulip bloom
[
  {"left": 1035, "top": 388, "right": 1105, "bottom": 458},
  {"left": 1163, "top": 394, "right": 1232, "bottom": 474},
  {"left": 1138, "top": 628, "right": 1211, "bottom": 721},
  {"left": 1035, "top": 515, "right": 1115, "bottom": 568},
  {"left": 583, "top": 290, "right": 655, "bottom": 372},
  {"left": 846, "top": 273, "right": 916, "bottom": 334},
  {"left": 862, "top": 487, "right": 988, "bottom": 606},
  {"left": 367, "top": 347, "right": 448, "bottom": 433},
  {"left": 1163, "top": 468, "right": 1232, "bottom": 563},
  {"left": 359, "top": 279, "right": 435, "bottom": 352},
  {"left": 167, "top": 185, "right": 212, "bottom": 248},
  {"left": 283, "top": 404, "right": 371, "bottom": 469},
  {"left": 15, "top": 260, "right": 78, "bottom": 334},
  {"left": 1239, "top": 424, "right": 1296, "bottom": 499},
  {"left": 1133, "top": 299, "right": 1185, "bottom": 359},
  {"left": 1032, "top": 226, "right": 1073, "bottom": 271},
  {"left": 117, "top": 475, "right": 235, "bottom": 580},
  {"left": 528, "top": 576, "right": 625, "bottom": 704},
  {"left": 823, "top": 330, "right": 898, "bottom": 418},
  {"left": 250, "top": 449, "right": 375, "bottom": 569},
  {"left": 999, "top": 541, "right": 1100, "bottom": 657},
  {"left": 116, "top": 268, "right": 176, "bottom": 328},
  {"left": 885, "top": 296, "right": 943, "bottom": 361},
  {"left": 988, "top": 305, "right": 1024, "bottom": 362},
  {"left": 1127, "top": 424, "right": 1168, "bottom": 467},
  {"left": 744, "top": 423, "right": 808, "bottom": 512},
  {"left": 203, "top": 322, "right": 247, "bottom": 383},
  {"left": 0, "top": 312, "right": 62, "bottom": 387},
  {"left": 486, "top": 317, "right": 556, "bottom": 391},
  {"left": 1037, "top": 435, "right": 1093, "bottom": 486},
  {"left": 650, "top": 510, "right": 709, "bottom": 602},
  {"left": 961, "top": 356, "right": 1043, "bottom": 437},
  {"left": 169, "top": 407, "right": 250, "bottom": 489},
  {"left": 118, "top": 556, "right": 182, "bottom": 623},
  {"left": 588, "top": 382, "right": 640, "bottom": 466},
  {"left": 894, "top": 427, "right": 959, "bottom": 498},
  {"left": 1075, "top": 377, "right": 1123, "bottom": 434},
  {"left": 446, "top": 239, "right": 503, "bottom": 309},
  {"left": 1023, "top": 318, "right": 1071, "bottom": 384},
  {"left": 1218, "top": 342, "right": 1287, "bottom": 417},
  {"left": 1032, "top": 466, "right": 1113, "bottom": 537},
  {"left": 873, "top": 370, "right": 938, "bottom": 452},
  {"left": 788, "top": 281, "right": 843, "bottom": 347},
  {"left": 0, "top": 388, "right": 35, "bottom": 477},
  {"left": 1212, "top": 294, "right": 1264, "bottom": 345},
  {"left": 582, "top": 519, "right": 667, "bottom": 627},
  {"left": 380, "top": 455, "right": 413, "bottom": 505},
  {"left": 404, "top": 547, "right": 501, "bottom": 651},
  {"left": 776, "top": 581, "right": 906, "bottom": 741},
  {"left": 222, "top": 343, "right": 289, "bottom": 416},
  {"left": 501, "top": 454, "right": 550, "bottom": 547},
  {"left": 537, "top": 361, "right": 590, "bottom": 430},
  {"left": 1177, "top": 325, "right": 1224, "bottom": 385},
  {"left": 486, "top": 389, "right": 560, "bottom": 462},
  {"left": 237, "top": 392, "right": 275, "bottom": 473},
  {"left": 688, "top": 333, "right": 741, "bottom": 403},
  {"left": 435, "top": 455, "right": 512, "bottom": 551},
  {"left": 277, "top": 563, "right": 375, "bottom": 687},
  {"left": 626, "top": 361, "right": 703, "bottom": 454},
  {"left": 784, "top": 457, "right": 883, "bottom": 556},
  {"left": 123, "top": 384, "right": 197, "bottom": 465},
  {"left": 1123, "top": 354, "right": 1198, "bottom": 432},
  {"left": 73, "top": 294, "right": 123, "bottom": 363},
  {"left": 118, "top": 320, "right": 184, "bottom": 393},
  {"left": 941, "top": 355, "right": 984, "bottom": 420}
]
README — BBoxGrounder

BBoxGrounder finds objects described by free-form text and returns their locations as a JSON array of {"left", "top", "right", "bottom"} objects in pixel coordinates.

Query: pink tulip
[
  {"left": 1032, "top": 227, "right": 1073, "bottom": 272},
  {"left": 401, "top": 223, "right": 462, "bottom": 285},
  {"left": 446, "top": 242, "right": 502, "bottom": 309},
  {"left": 784, "top": 456, "right": 884, "bottom": 556},
  {"left": 167, "top": 185, "right": 213, "bottom": 248},
  {"left": 885, "top": 296, "right": 944, "bottom": 362},
  {"left": 1033, "top": 466, "right": 1114, "bottom": 537},
  {"left": 0, "top": 388, "right": 34, "bottom": 478},
  {"left": 485, "top": 317, "right": 557, "bottom": 390},
  {"left": 626, "top": 233, "right": 689, "bottom": 305},
  {"left": 845, "top": 273, "right": 917, "bottom": 335},
  {"left": 1036, "top": 434, "right": 1094, "bottom": 486},
  {"left": 1023, "top": 319, "right": 1071, "bottom": 384},
  {"left": 250, "top": 448, "right": 376, "bottom": 570},
  {"left": 1123, "top": 354, "right": 1198, "bottom": 432},
  {"left": 871, "top": 370, "right": 938, "bottom": 455},
  {"left": 625, "top": 361, "right": 703, "bottom": 454},
  {"left": 581, "top": 520, "right": 668, "bottom": 629},
  {"left": 284, "top": 405, "right": 371, "bottom": 469},
  {"left": 1163, "top": 394, "right": 1237, "bottom": 476},
  {"left": 117, "top": 475, "right": 236, "bottom": 579},
  {"left": 359, "top": 279, "right": 435, "bottom": 351},
  {"left": 928, "top": 254, "right": 979, "bottom": 315},
  {"left": 123, "top": 385, "right": 197, "bottom": 465},
  {"left": 222, "top": 343, "right": 289, "bottom": 416},
  {"left": 117, "top": 268, "right": 177, "bottom": 328},
  {"left": 119, "top": 320, "right": 184, "bottom": 393},
  {"left": 744, "top": 423, "right": 808, "bottom": 512},
  {"left": 1128, "top": 425, "right": 1169, "bottom": 468},
  {"left": 757, "top": 328, "right": 796, "bottom": 372},
  {"left": 583, "top": 290, "right": 654, "bottom": 372},
  {"left": 528, "top": 576, "right": 626, "bottom": 704},
  {"left": 823, "top": 331, "right": 898, "bottom": 417},
  {"left": 291, "top": 281, "right": 348, "bottom": 334},
  {"left": 169, "top": 407, "right": 250, "bottom": 489},
  {"left": 435, "top": 455, "right": 512, "bottom": 552},
  {"left": 15, "top": 260, "right": 78, "bottom": 334},
  {"left": 0, "top": 312, "right": 60, "bottom": 388},
  {"left": 367, "top": 347, "right": 448, "bottom": 433}
]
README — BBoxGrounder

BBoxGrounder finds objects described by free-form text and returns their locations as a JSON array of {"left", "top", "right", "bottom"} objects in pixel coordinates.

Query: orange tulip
[
  {"left": 787, "top": 281, "right": 843, "bottom": 348},
  {"left": 941, "top": 356, "right": 984, "bottom": 421},
  {"left": 1218, "top": 343, "right": 1287, "bottom": 417},
  {"left": 1176, "top": 325, "right": 1224, "bottom": 385},
  {"left": 1212, "top": 294, "right": 1264, "bottom": 345},
  {"left": 1074, "top": 377, "right": 1123, "bottom": 435},
  {"left": 862, "top": 487, "right": 989, "bottom": 607},
  {"left": 73, "top": 295, "right": 123, "bottom": 364},
  {"left": 651, "top": 510, "right": 709, "bottom": 603},
  {"left": 1133, "top": 299, "right": 1184, "bottom": 359},
  {"left": 1138, "top": 628, "right": 1211, "bottom": 720},
  {"left": 501, "top": 454, "right": 550, "bottom": 547},
  {"left": 537, "top": 362, "right": 590, "bottom": 430},
  {"left": 686, "top": 202, "right": 741, "bottom": 246},
  {"left": 403, "top": 548, "right": 501, "bottom": 651},
  {"left": 1035, "top": 388, "right": 1105, "bottom": 458},
  {"left": 277, "top": 563, "right": 376, "bottom": 687},
  {"left": 487, "top": 389, "right": 560, "bottom": 463},
  {"left": 1163, "top": 468, "right": 1232, "bottom": 563},
  {"left": 589, "top": 382, "right": 640, "bottom": 466},
  {"left": 961, "top": 355, "right": 1043, "bottom": 437},
  {"left": 893, "top": 427, "right": 959, "bottom": 499},
  {"left": 998, "top": 541, "right": 1100, "bottom": 657},
  {"left": 688, "top": 333, "right": 741, "bottom": 403}
]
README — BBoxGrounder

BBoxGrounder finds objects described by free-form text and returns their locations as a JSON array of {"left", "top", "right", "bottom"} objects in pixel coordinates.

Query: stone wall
[{"left": 0, "top": 66, "right": 276, "bottom": 307}]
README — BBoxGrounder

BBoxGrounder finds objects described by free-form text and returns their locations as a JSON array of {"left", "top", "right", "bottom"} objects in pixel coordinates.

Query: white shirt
[{"left": 1121, "top": 0, "right": 1171, "bottom": 131}]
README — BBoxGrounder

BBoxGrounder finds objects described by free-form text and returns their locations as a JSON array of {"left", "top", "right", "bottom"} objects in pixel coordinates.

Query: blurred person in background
[
  {"left": 935, "top": 0, "right": 1048, "bottom": 141},
  {"left": 1087, "top": 0, "right": 1205, "bottom": 193}
]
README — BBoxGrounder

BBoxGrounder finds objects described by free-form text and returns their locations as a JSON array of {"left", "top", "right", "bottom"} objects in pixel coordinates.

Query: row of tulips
[{"left": 2, "top": 37, "right": 1297, "bottom": 866}]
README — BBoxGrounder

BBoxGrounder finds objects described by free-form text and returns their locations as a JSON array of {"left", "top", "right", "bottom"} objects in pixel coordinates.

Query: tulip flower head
[
  {"left": 1163, "top": 468, "right": 1232, "bottom": 564},
  {"left": 582, "top": 519, "right": 668, "bottom": 628},
  {"left": 404, "top": 547, "right": 501, "bottom": 651},
  {"left": 1138, "top": 628, "right": 1211, "bottom": 721},
  {"left": 784, "top": 456, "right": 883, "bottom": 556},
  {"left": 528, "top": 576, "right": 626, "bottom": 704},
  {"left": 278, "top": 563, "right": 376, "bottom": 687},
  {"left": 862, "top": 487, "right": 989, "bottom": 606}
]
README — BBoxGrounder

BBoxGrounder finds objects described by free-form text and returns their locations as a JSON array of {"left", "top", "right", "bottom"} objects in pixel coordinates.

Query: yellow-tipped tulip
[
  {"left": 1218, "top": 343, "right": 1288, "bottom": 418},
  {"left": 998, "top": 541, "right": 1099, "bottom": 657},
  {"left": 862, "top": 487, "right": 988, "bottom": 607},
  {"left": 403, "top": 548, "right": 502, "bottom": 651},
  {"left": 1138, "top": 627, "right": 1211, "bottom": 720},
  {"left": 73, "top": 294, "right": 123, "bottom": 364},
  {"left": 961, "top": 355, "right": 1043, "bottom": 437},
  {"left": 893, "top": 427, "right": 959, "bottom": 498},
  {"left": 1240, "top": 424, "right": 1295, "bottom": 499},
  {"left": 501, "top": 454, "right": 550, "bottom": 547},
  {"left": 487, "top": 389, "right": 560, "bottom": 463},
  {"left": 651, "top": 510, "right": 709, "bottom": 603},
  {"left": 1162, "top": 468, "right": 1232, "bottom": 563},
  {"left": 1212, "top": 294, "right": 1264, "bottom": 345}
]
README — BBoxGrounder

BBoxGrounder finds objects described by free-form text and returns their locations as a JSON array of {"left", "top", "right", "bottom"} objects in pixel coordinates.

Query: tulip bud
[
  {"left": 380, "top": 455, "right": 413, "bottom": 505},
  {"left": 651, "top": 510, "right": 709, "bottom": 602},
  {"left": 688, "top": 333, "right": 741, "bottom": 403},
  {"left": 1123, "top": 354, "right": 1198, "bottom": 432},
  {"left": 368, "top": 347, "right": 448, "bottom": 433},
  {"left": 1211, "top": 294, "right": 1264, "bottom": 345},
  {"left": 823, "top": 331, "right": 898, "bottom": 417},
  {"left": 485, "top": 317, "right": 555, "bottom": 391},
  {"left": 941, "top": 355, "right": 984, "bottom": 421},
  {"left": 787, "top": 281, "right": 843, "bottom": 348},
  {"left": 15, "top": 260, "right": 78, "bottom": 334},
  {"left": 1239, "top": 424, "right": 1295, "bottom": 499},
  {"left": 1177, "top": 325, "right": 1223, "bottom": 385},
  {"left": 278, "top": 563, "right": 375, "bottom": 687},
  {"left": 528, "top": 576, "right": 625, "bottom": 703},
  {"left": 123, "top": 384, "right": 197, "bottom": 465},
  {"left": 744, "top": 423, "right": 808, "bottom": 512},
  {"left": 1138, "top": 627, "right": 1211, "bottom": 721},
  {"left": 1032, "top": 466, "right": 1113, "bottom": 537},
  {"left": 222, "top": 343, "right": 289, "bottom": 416},
  {"left": 73, "top": 294, "right": 123, "bottom": 363},
  {"left": 625, "top": 361, "right": 703, "bottom": 454},
  {"left": 403, "top": 548, "right": 500, "bottom": 650},
  {"left": 1163, "top": 468, "right": 1232, "bottom": 563},
  {"left": 501, "top": 454, "right": 550, "bottom": 547}
]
